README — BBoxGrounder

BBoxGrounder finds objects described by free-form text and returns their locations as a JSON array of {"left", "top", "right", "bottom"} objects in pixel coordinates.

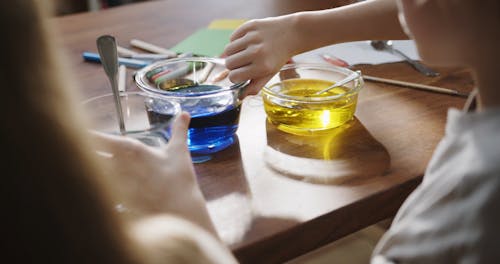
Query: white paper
[{"left": 293, "top": 40, "right": 421, "bottom": 66}]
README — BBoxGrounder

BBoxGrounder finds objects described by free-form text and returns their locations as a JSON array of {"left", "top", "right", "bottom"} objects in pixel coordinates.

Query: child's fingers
[
  {"left": 166, "top": 112, "right": 191, "bottom": 152},
  {"left": 225, "top": 47, "right": 257, "bottom": 70},
  {"left": 247, "top": 74, "right": 273, "bottom": 95},
  {"left": 228, "top": 64, "right": 256, "bottom": 83},
  {"left": 243, "top": 75, "right": 273, "bottom": 97},
  {"left": 230, "top": 20, "right": 256, "bottom": 41},
  {"left": 224, "top": 35, "right": 250, "bottom": 57},
  {"left": 228, "top": 58, "right": 276, "bottom": 83}
]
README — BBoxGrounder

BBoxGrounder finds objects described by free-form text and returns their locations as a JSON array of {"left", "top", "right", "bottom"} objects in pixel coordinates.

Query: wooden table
[{"left": 53, "top": 0, "right": 474, "bottom": 262}]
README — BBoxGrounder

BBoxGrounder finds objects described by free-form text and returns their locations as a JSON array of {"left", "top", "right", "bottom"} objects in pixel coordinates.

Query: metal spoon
[
  {"left": 370, "top": 40, "right": 439, "bottom": 77},
  {"left": 97, "top": 35, "right": 126, "bottom": 134},
  {"left": 313, "top": 70, "right": 360, "bottom": 95}
]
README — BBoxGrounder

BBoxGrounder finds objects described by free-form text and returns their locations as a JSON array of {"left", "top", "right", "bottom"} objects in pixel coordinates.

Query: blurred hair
[
  {"left": 0, "top": 1, "right": 231, "bottom": 263},
  {"left": 0, "top": 1, "right": 140, "bottom": 262}
]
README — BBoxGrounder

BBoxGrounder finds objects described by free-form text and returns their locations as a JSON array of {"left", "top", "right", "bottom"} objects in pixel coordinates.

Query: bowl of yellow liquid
[{"left": 262, "top": 63, "right": 363, "bottom": 135}]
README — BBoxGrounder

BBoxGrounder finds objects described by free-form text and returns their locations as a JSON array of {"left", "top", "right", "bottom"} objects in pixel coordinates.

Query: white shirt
[{"left": 372, "top": 107, "right": 500, "bottom": 264}]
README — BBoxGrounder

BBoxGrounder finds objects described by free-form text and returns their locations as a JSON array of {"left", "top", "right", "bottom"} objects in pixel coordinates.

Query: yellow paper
[{"left": 208, "top": 19, "right": 247, "bottom": 30}]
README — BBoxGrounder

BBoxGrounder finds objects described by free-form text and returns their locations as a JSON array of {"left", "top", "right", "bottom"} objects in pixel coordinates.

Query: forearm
[
  {"left": 289, "top": 0, "right": 407, "bottom": 55},
  {"left": 130, "top": 215, "right": 237, "bottom": 264},
  {"left": 166, "top": 186, "right": 218, "bottom": 237},
  {"left": 137, "top": 184, "right": 218, "bottom": 237},
  {"left": 121, "top": 185, "right": 218, "bottom": 238}
]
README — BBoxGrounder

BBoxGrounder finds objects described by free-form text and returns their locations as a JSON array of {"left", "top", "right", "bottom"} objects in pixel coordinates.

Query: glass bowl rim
[
  {"left": 135, "top": 57, "right": 250, "bottom": 98},
  {"left": 261, "top": 62, "right": 363, "bottom": 103},
  {"left": 81, "top": 91, "right": 182, "bottom": 135}
]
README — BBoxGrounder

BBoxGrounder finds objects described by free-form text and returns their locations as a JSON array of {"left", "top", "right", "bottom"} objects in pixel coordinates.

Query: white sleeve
[{"left": 371, "top": 108, "right": 500, "bottom": 264}]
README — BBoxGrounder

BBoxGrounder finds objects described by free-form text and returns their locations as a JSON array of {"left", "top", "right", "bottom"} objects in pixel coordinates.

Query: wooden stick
[
  {"left": 130, "top": 39, "right": 177, "bottom": 57},
  {"left": 318, "top": 53, "right": 469, "bottom": 98},
  {"left": 363, "top": 74, "right": 469, "bottom": 98},
  {"left": 197, "top": 62, "right": 215, "bottom": 83},
  {"left": 118, "top": 65, "right": 127, "bottom": 93},
  {"left": 117, "top": 45, "right": 138, "bottom": 57},
  {"left": 210, "top": 69, "right": 230, "bottom": 83}
]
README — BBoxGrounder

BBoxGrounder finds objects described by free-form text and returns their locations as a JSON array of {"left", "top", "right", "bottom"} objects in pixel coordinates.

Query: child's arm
[
  {"left": 224, "top": 0, "right": 407, "bottom": 96},
  {"left": 130, "top": 215, "right": 238, "bottom": 264}
]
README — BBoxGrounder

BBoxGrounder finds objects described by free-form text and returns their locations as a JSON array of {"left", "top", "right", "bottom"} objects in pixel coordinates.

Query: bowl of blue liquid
[{"left": 135, "top": 57, "right": 249, "bottom": 162}]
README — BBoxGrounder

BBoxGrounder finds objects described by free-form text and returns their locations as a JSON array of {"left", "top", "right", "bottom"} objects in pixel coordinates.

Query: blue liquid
[
  {"left": 188, "top": 104, "right": 241, "bottom": 155},
  {"left": 150, "top": 83, "right": 242, "bottom": 159}
]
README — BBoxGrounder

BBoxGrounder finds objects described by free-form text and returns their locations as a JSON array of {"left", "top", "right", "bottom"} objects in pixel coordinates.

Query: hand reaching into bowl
[{"left": 224, "top": 15, "right": 301, "bottom": 97}]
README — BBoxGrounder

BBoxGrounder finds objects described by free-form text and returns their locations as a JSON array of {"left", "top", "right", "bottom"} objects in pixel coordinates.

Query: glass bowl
[
  {"left": 135, "top": 57, "right": 249, "bottom": 157},
  {"left": 82, "top": 91, "right": 181, "bottom": 147},
  {"left": 261, "top": 63, "right": 363, "bottom": 135}
]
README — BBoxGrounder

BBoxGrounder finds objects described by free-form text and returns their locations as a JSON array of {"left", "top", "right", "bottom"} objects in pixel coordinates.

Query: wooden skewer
[
  {"left": 210, "top": 69, "right": 230, "bottom": 83},
  {"left": 117, "top": 45, "right": 138, "bottom": 57},
  {"left": 130, "top": 39, "right": 177, "bottom": 57},
  {"left": 362, "top": 74, "right": 469, "bottom": 98},
  {"left": 118, "top": 65, "right": 127, "bottom": 93},
  {"left": 319, "top": 53, "right": 469, "bottom": 98}
]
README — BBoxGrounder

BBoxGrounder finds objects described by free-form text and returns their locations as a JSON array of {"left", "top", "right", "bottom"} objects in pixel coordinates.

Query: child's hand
[
  {"left": 224, "top": 15, "right": 299, "bottom": 97},
  {"left": 91, "top": 113, "right": 214, "bottom": 232}
]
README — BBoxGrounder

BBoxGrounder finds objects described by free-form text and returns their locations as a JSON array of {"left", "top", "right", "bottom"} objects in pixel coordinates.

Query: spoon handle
[
  {"left": 391, "top": 48, "right": 439, "bottom": 77},
  {"left": 314, "top": 70, "right": 360, "bottom": 95},
  {"left": 97, "top": 35, "right": 126, "bottom": 134}
]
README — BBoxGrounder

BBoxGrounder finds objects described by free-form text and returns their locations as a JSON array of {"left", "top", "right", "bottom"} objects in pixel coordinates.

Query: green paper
[{"left": 171, "top": 28, "right": 233, "bottom": 57}]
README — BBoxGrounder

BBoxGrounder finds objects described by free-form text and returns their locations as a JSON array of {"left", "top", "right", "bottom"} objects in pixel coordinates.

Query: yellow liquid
[{"left": 263, "top": 78, "right": 357, "bottom": 135}]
